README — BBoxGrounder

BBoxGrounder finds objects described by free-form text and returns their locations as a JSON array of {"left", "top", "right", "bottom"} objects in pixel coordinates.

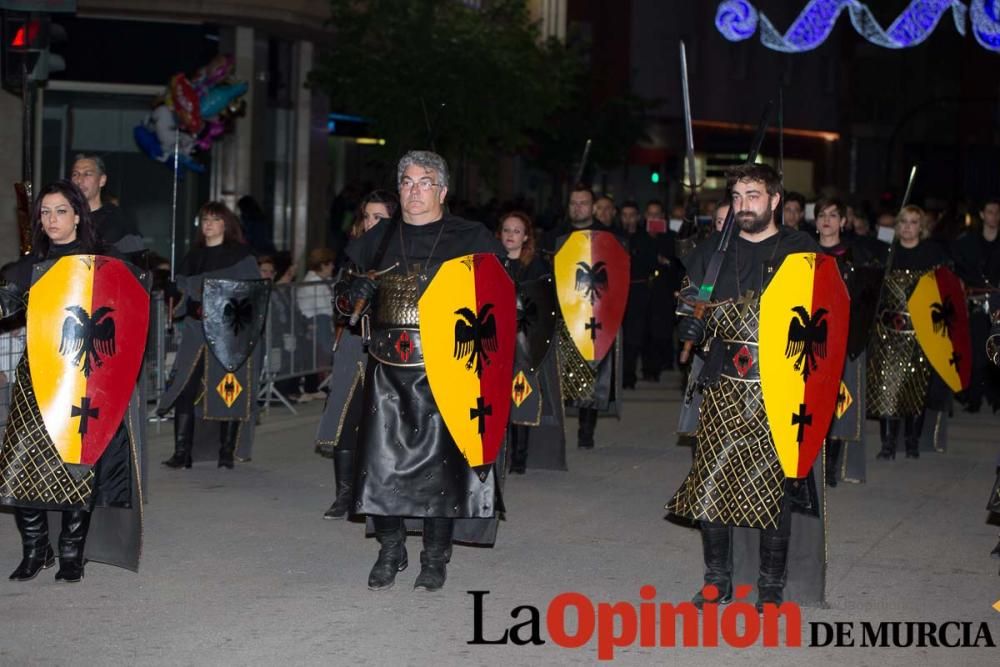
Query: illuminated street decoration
[{"left": 715, "top": 0, "right": 1000, "bottom": 53}]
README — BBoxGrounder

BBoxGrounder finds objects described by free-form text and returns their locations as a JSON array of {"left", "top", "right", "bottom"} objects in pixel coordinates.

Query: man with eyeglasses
[{"left": 344, "top": 150, "right": 504, "bottom": 592}]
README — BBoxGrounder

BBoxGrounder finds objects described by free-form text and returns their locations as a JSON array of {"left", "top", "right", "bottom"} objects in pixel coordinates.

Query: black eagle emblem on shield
[
  {"left": 453, "top": 304, "right": 499, "bottom": 378},
  {"left": 223, "top": 297, "right": 254, "bottom": 336},
  {"left": 930, "top": 297, "right": 954, "bottom": 338},
  {"left": 59, "top": 305, "right": 116, "bottom": 378},
  {"left": 575, "top": 261, "right": 609, "bottom": 304},
  {"left": 785, "top": 306, "right": 828, "bottom": 380}
]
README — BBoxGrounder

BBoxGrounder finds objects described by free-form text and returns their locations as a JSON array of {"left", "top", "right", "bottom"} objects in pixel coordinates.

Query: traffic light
[
  {"left": 649, "top": 164, "right": 662, "bottom": 184},
  {"left": 2, "top": 11, "right": 66, "bottom": 91}
]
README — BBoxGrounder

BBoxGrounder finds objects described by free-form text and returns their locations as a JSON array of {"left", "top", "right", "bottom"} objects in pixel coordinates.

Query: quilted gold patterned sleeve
[{"left": 0, "top": 281, "right": 26, "bottom": 319}]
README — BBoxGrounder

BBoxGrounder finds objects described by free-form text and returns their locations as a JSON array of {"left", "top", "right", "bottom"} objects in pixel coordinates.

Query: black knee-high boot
[
  {"left": 578, "top": 408, "right": 597, "bottom": 449},
  {"left": 692, "top": 521, "right": 733, "bottom": 609},
  {"left": 825, "top": 439, "right": 842, "bottom": 487},
  {"left": 877, "top": 418, "right": 899, "bottom": 460},
  {"left": 9, "top": 508, "right": 54, "bottom": 581},
  {"left": 162, "top": 408, "right": 194, "bottom": 468},
  {"left": 414, "top": 517, "right": 454, "bottom": 592},
  {"left": 323, "top": 447, "right": 355, "bottom": 519},
  {"left": 903, "top": 413, "right": 922, "bottom": 459},
  {"left": 55, "top": 510, "right": 91, "bottom": 583},
  {"left": 756, "top": 503, "right": 793, "bottom": 611},
  {"left": 218, "top": 421, "right": 239, "bottom": 468},
  {"left": 509, "top": 424, "right": 529, "bottom": 474},
  {"left": 368, "top": 516, "right": 407, "bottom": 591}
]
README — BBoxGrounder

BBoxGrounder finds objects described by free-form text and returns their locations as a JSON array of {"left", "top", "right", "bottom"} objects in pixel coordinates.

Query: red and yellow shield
[
  {"left": 26, "top": 256, "right": 150, "bottom": 466},
  {"left": 908, "top": 266, "right": 971, "bottom": 393},
  {"left": 760, "top": 253, "right": 849, "bottom": 479},
  {"left": 419, "top": 254, "right": 516, "bottom": 471},
  {"left": 554, "top": 230, "right": 630, "bottom": 362}
]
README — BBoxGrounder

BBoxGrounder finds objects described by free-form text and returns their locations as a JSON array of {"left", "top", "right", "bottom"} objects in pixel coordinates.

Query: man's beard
[{"left": 736, "top": 204, "right": 773, "bottom": 234}]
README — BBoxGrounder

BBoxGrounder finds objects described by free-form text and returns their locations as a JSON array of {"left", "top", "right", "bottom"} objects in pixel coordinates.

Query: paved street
[{"left": 0, "top": 373, "right": 997, "bottom": 666}]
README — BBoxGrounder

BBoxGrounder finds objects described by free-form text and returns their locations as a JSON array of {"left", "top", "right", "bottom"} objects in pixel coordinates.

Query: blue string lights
[{"left": 715, "top": 0, "right": 1000, "bottom": 53}]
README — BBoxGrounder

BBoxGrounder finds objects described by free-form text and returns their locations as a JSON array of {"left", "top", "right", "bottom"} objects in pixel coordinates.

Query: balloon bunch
[{"left": 133, "top": 54, "right": 249, "bottom": 174}]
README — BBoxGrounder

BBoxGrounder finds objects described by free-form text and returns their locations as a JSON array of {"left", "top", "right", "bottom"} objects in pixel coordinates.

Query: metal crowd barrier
[{"left": 0, "top": 279, "right": 337, "bottom": 435}]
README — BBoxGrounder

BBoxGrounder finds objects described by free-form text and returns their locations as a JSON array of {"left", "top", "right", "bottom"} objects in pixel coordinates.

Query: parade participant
[
  {"left": 345, "top": 151, "right": 504, "bottom": 591},
  {"left": 498, "top": 211, "right": 564, "bottom": 473},
  {"left": 316, "top": 190, "right": 398, "bottom": 520},
  {"left": 781, "top": 191, "right": 807, "bottom": 232},
  {"left": 643, "top": 200, "right": 679, "bottom": 379},
  {"left": 951, "top": 196, "right": 1000, "bottom": 413},
  {"left": 669, "top": 163, "right": 825, "bottom": 610},
  {"left": 619, "top": 201, "right": 657, "bottom": 388},
  {"left": 594, "top": 195, "right": 617, "bottom": 228},
  {"left": 70, "top": 154, "right": 145, "bottom": 257},
  {"left": 815, "top": 197, "right": 878, "bottom": 486},
  {"left": 867, "top": 205, "right": 949, "bottom": 460},
  {"left": 552, "top": 185, "right": 627, "bottom": 449},
  {"left": 0, "top": 180, "right": 148, "bottom": 582},
  {"left": 985, "top": 318, "right": 1000, "bottom": 569},
  {"left": 157, "top": 202, "right": 266, "bottom": 469}
]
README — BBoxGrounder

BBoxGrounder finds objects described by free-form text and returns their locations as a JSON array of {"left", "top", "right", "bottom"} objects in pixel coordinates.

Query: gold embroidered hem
[
  {"left": 557, "top": 321, "right": 596, "bottom": 402},
  {"left": 0, "top": 359, "right": 94, "bottom": 509}
]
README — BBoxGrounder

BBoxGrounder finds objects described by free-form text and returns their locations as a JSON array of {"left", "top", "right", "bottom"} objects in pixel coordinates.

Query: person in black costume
[
  {"left": 70, "top": 154, "right": 144, "bottom": 258},
  {"left": 498, "top": 211, "right": 549, "bottom": 474},
  {"left": 950, "top": 196, "right": 1000, "bottom": 412},
  {"left": 158, "top": 202, "right": 259, "bottom": 469},
  {"left": 618, "top": 201, "right": 657, "bottom": 388},
  {"left": 0, "top": 180, "right": 145, "bottom": 583},
  {"left": 346, "top": 151, "right": 504, "bottom": 592},
  {"left": 867, "top": 205, "right": 950, "bottom": 460}
]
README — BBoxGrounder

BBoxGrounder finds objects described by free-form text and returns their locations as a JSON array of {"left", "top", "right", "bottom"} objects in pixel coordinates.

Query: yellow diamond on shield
[
  {"left": 835, "top": 380, "right": 853, "bottom": 418},
  {"left": 511, "top": 370, "right": 533, "bottom": 407},
  {"left": 216, "top": 372, "right": 243, "bottom": 408}
]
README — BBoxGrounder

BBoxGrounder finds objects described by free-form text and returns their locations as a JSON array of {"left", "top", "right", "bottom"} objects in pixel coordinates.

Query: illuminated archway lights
[{"left": 715, "top": 0, "right": 1000, "bottom": 53}]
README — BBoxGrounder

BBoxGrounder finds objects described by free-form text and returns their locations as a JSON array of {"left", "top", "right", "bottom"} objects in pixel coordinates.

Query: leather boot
[
  {"left": 692, "top": 521, "right": 733, "bottom": 609},
  {"left": 162, "top": 409, "right": 194, "bottom": 468},
  {"left": 9, "top": 508, "right": 54, "bottom": 581},
  {"left": 218, "top": 421, "right": 239, "bottom": 469},
  {"left": 55, "top": 510, "right": 91, "bottom": 583},
  {"left": 756, "top": 533, "right": 790, "bottom": 611},
  {"left": 323, "top": 447, "right": 354, "bottom": 520},
  {"left": 578, "top": 408, "right": 597, "bottom": 449},
  {"left": 368, "top": 516, "right": 407, "bottom": 591},
  {"left": 903, "top": 414, "right": 921, "bottom": 459},
  {"left": 825, "top": 439, "right": 842, "bottom": 488},
  {"left": 509, "top": 425, "right": 529, "bottom": 474},
  {"left": 876, "top": 418, "right": 898, "bottom": 460},
  {"left": 414, "top": 517, "right": 453, "bottom": 592}
]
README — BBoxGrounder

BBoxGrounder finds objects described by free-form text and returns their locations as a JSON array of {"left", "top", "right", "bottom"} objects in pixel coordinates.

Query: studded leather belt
[
  {"left": 720, "top": 340, "right": 760, "bottom": 380},
  {"left": 369, "top": 327, "right": 424, "bottom": 367}
]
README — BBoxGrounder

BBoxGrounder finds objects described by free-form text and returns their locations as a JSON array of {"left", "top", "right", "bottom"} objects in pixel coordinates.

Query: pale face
[
  {"left": 362, "top": 202, "right": 391, "bottom": 232},
  {"left": 731, "top": 179, "right": 780, "bottom": 235},
  {"left": 399, "top": 165, "right": 447, "bottom": 224},
  {"left": 500, "top": 216, "right": 528, "bottom": 255},
  {"left": 568, "top": 191, "right": 594, "bottom": 224},
  {"left": 896, "top": 210, "right": 922, "bottom": 245},
  {"left": 982, "top": 203, "right": 1000, "bottom": 230},
  {"left": 815, "top": 205, "right": 843, "bottom": 242},
  {"left": 644, "top": 203, "right": 665, "bottom": 221},
  {"left": 259, "top": 262, "right": 276, "bottom": 280},
  {"left": 39, "top": 192, "right": 79, "bottom": 245},
  {"left": 70, "top": 159, "right": 106, "bottom": 208},
  {"left": 713, "top": 204, "right": 730, "bottom": 232},
  {"left": 594, "top": 198, "right": 615, "bottom": 226},
  {"left": 201, "top": 213, "right": 225, "bottom": 245}
]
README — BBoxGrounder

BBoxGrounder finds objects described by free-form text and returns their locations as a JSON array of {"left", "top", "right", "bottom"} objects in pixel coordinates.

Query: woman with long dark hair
[
  {"left": 0, "top": 180, "right": 147, "bottom": 583},
  {"left": 316, "top": 190, "right": 399, "bottom": 519},
  {"left": 157, "top": 201, "right": 264, "bottom": 469}
]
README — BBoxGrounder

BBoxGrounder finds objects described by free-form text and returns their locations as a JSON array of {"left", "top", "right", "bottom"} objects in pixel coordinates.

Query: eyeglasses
[{"left": 400, "top": 178, "right": 441, "bottom": 192}]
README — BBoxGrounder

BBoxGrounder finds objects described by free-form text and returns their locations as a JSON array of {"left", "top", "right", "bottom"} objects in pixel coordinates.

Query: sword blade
[
  {"left": 573, "top": 138, "right": 592, "bottom": 186},
  {"left": 680, "top": 41, "right": 697, "bottom": 193},
  {"left": 901, "top": 165, "right": 918, "bottom": 208}
]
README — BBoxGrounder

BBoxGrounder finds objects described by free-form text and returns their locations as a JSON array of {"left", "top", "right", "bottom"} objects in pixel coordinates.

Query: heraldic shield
[
  {"left": 517, "top": 275, "right": 557, "bottom": 372},
  {"left": 419, "top": 254, "right": 516, "bottom": 473},
  {"left": 908, "top": 266, "right": 972, "bottom": 393},
  {"left": 759, "top": 253, "right": 850, "bottom": 479},
  {"left": 26, "top": 255, "right": 149, "bottom": 466},
  {"left": 554, "top": 230, "right": 630, "bottom": 363},
  {"left": 203, "top": 278, "right": 271, "bottom": 373}
]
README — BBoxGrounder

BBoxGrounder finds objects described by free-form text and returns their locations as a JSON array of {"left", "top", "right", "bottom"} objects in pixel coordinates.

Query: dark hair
[
  {"left": 351, "top": 190, "right": 400, "bottom": 239},
  {"left": 569, "top": 183, "right": 594, "bottom": 202},
  {"left": 497, "top": 211, "right": 536, "bottom": 267},
  {"left": 307, "top": 247, "right": 336, "bottom": 271},
  {"left": 195, "top": 201, "right": 245, "bottom": 247},
  {"left": 620, "top": 200, "right": 640, "bottom": 213},
  {"left": 785, "top": 191, "right": 806, "bottom": 208},
  {"left": 814, "top": 197, "right": 846, "bottom": 219},
  {"left": 237, "top": 195, "right": 265, "bottom": 220},
  {"left": 725, "top": 163, "right": 782, "bottom": 198},
  {"left": 31, "top": 180, "right": 100, "bottom": 258},
  {"left": 982, "top": 195, "right": 1000, "bottom": 211}
]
